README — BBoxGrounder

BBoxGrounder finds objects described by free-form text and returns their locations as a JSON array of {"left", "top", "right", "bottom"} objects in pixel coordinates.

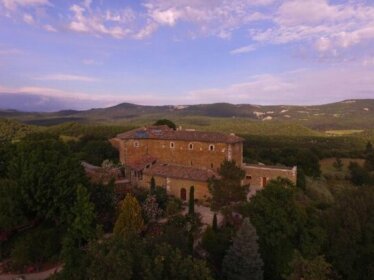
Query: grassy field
[
  {"left": 320, "top": 158, "right": 365, "bottom": 175},
  {"left": 325, "top": 130, "right": 364, "bottom": 136}
]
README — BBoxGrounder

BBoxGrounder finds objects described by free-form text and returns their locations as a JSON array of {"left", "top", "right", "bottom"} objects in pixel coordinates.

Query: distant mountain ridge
[{"left": 1, "top": 99, "right": 374, "bottom": 130}]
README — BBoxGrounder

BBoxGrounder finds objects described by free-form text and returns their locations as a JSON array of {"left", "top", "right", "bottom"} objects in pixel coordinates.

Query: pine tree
[
  {"left": 222, "top": 218, "right": 263, "bottom": 280},
  {"left": 114, "top": 193, "right": 144, "bottom": 236},
  {"left": 69, "top": 185, "right": 96, "bottom": 245},
  {"left": 189, "top": 186, "right": 195, "bottom": 215}
]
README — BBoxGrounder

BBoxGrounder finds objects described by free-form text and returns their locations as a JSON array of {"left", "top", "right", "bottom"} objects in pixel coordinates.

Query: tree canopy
[
  {"left": 222, "top": 218, "right": 263, "bottom": 280},
  {"left": 208, "top": 160, "right": 248, "bottom": 210},
  {"left": 153, "top": 119, "right": 177, "bottom": 130},
  {"left": 114, "top": 193, "right": 144, "bottom": 236}
]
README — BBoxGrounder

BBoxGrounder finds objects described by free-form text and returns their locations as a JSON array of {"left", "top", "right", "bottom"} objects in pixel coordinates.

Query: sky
[{"left": 0, "top": 0, "right": 374, "bottom": 111}]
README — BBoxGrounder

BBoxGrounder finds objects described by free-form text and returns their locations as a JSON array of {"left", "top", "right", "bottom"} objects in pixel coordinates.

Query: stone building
[{"left": 110, "top": 125, "right": 296, "bottom": 201}]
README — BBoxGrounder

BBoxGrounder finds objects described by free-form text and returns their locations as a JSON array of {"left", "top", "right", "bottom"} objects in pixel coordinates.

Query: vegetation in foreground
[{"left": 0, "top": 119, "right": 373, "bottom": 280}]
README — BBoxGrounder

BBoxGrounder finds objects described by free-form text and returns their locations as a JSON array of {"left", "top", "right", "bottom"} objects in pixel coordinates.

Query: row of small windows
[{"left": 134, "top": 141, "right": 215, "bottom": 151}]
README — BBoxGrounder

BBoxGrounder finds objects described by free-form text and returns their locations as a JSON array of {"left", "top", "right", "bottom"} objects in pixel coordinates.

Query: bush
[
  {"left": 11, "top": 226, "right": 61, "bottom": 271},
  {"left": 166, "top": 197, "right": 182, "bottom": 216}
]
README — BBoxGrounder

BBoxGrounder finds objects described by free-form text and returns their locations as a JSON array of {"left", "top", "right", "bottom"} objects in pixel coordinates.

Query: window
[
  {"left": 246, "top": 175, "right": 252, "bottom": 180},
  {"left": 190, "top": 161, "right": 193, "bottom": 166},
  {"left": 189, "top": 143, "right": 193, "bottom": 150},
  {"left": 262, "top": 177, "right": 267, "bottom": 187},
  {"left": 134, "top": 141, "right": 139, "bottom": 147},
  {"left": 209, "top": 144, "right": 215, "bottom": 151},
  {"left": 211, "top": 163, "right": 214, "bottom": 169},
  {"left": 170, "top": 142, "right": 175, "bottom": 148}
]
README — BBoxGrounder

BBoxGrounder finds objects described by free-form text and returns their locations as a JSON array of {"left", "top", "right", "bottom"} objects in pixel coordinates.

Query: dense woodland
[{"left": 0, "top": 119, "right": 373, "bottom": 279}]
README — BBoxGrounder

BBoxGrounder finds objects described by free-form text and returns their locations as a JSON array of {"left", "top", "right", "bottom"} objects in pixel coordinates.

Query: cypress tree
[
  {"left": 212, "top": 213, "right": 218, "bottom": 231},
  {"left": 189, "top": 186, "right": 195, "bottom": 215},
  {"left": 150, "top": 177, "right": 156, "bottom": 193},
  {"left": 222, "top": 218, "right": 263, "bottom": 280}
]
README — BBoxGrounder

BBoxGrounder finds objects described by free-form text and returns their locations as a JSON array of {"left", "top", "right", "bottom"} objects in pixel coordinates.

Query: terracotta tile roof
[
  {"left": 126, "top": 155, "right": 157, "bottom": 171},
  {"left": 243, "top": 163, "right": 295, "bottom": 171},
  {"left": 115, "top": 126, "right": 244, "bottom": 144},
  {"left": 143, "top": 163, "right": 218, "bottom": 182}
]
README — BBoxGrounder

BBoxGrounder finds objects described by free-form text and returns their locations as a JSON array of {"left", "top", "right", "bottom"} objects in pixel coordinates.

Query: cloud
[
  {"left": 23, "top": 13, "right": 34, "bottom": 24},
  {"left": 230, "top": 44, "right": 256, "bottom": 55},
  {"left": 1, "top": 0, "right": 50, "bottom": 10},
  {"left": 251, "top": 0, "right": 374, "bottom": 53},
  {"left": 184, "top": 65, "right": 374, "bottom": 105},
  {"left": 35, "top": 74, "right": 98, "bottom": 82},
  {"left": 43, "top": 24, "right": 57, "bottom": 32},
  {"left": 68, "top": 4, "right": 132, "bottom": 39}
]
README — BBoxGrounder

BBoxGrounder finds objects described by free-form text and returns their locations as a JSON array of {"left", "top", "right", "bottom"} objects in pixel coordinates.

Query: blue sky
[{"left": 0, "top": 0, "right": 374, "bottom": 110}]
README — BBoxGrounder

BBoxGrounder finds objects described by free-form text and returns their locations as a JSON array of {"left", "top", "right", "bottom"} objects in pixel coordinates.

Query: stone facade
[
  {"left": 111, "top": 125, "right": 297, "bottom": 201},
  {"left": 243, "top": 164, "right": 297, "bottom": 198}
]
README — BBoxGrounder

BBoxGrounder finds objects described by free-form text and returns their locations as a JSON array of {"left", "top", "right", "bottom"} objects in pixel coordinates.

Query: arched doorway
[{"left": 180, "top": 188, "right": 187, "bottom": 201}]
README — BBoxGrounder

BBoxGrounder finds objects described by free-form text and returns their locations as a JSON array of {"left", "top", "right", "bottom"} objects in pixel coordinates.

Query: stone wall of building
[
  {"left": 140, "top": 173, "right": 210, "bottom": 201},
  {"left": 119, "top": 138, "right": 242, "bottom": 172},
  {"left": 243, "top": 164, "right": 297, "bottom": 197}
]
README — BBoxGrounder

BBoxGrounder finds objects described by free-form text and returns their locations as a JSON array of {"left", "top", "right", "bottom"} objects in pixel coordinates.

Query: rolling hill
[{"left": 1, "top": 99, "right": 374, "bottom": 131}]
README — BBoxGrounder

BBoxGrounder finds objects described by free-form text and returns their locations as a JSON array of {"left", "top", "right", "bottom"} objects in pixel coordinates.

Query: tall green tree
[
  {"left": 222, "top": 218, "right": 263, "bottom": 280},
  {"left": 0, "top": 179, "right": 27, "bottom": 229},
  {"left": 212, "top": 213, "right": 218, "bottom": 231},
  {"left": 247, "top": 178, "right": 306, "bottom": 280},
  {"left": 60, "top": 185, "right": 96, "bottom": 280},
  {"left": 114, "top": 193, "right": 144, "bottom": 236},
  {"left": 7, "top": 135, "right": 87, "bottom": 224},
  {"left": 287, "top": 251, "right": 332, "bottom": 280},
  {"left": 150, "top": 176, "right": 156, "bottom": 193},
  {"left": 208, "top": 160, "right": 248, "bottom": 210},
  {"left": 325, "top": 187, "right": 374, "bottom": 280},
  {"left": 68, "top": 185, "right": 96, "bottom": 246}
]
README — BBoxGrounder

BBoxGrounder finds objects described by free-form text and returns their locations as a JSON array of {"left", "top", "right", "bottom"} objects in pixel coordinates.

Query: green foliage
[
  {"left": 114, "top": 194, "right": 144, "bottom": 236},
  {"left": 189, "top": 186, "right": 195, "bottom": 215},
  {"left": 348, "top": 161, "right": 371, "bottom": 186},
  {"left": 79, "top": 139, "right": 118, "bottom": 166},
  {"left": 88, "top": 181, "right": 116, "bottom": 231},
  {"left": 222, "top": 218, "right": 263, "bottom": 280},
  {"left": 6, "top": 135, "right": 87, "bottom": 224},
  {"left": 324, "top": 187, "right": 374, "bottom": 280},
  {"left": 212, "top": 213, "right": 218, "bottom": 231},
  {"left": 165, "top": 197, "right": 182, "bottom": 216},
  {"left": 11, "top": 226, "right": 61, "bottom": 270},
  {"left": 296, "top": 167, "right": 306, "bottom": 190},
  {"left": 365, "top": 152, "right": 374, "bottom": 171},
  {"left": 209, "top": 160, "right": 248, "bottom": 210},
  {"left": 153, "top": 119, "right": 177, "bottom": 130},
  {"left": 68, "top": 185, "right": 96, "bottom": 244},
  {"left": 202, "top": 226, "right": 233, "bottom": 268},
  {"left": 287, "top": 251, "right": 332, "bottom": 280},
  {"left": 0, "top": 179, "right": 27, "bottom": 229},
  {"left": 247, "top": 179, "right": 308, "bottom": 280},
  {"left": 69, "top": 236, "right": 213, "bottom": 280},
  {"left": 0, "top": 142, "right": 13, "bottom": 178},
  {"left": 154, "top": 186, "right": 168, "bottom": 210},
  {"left": 0, "top": 119, "right": 40, "bottom": 142},
  {"left": 59, "top": 185, "right": 96, "bottom": 279}
]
